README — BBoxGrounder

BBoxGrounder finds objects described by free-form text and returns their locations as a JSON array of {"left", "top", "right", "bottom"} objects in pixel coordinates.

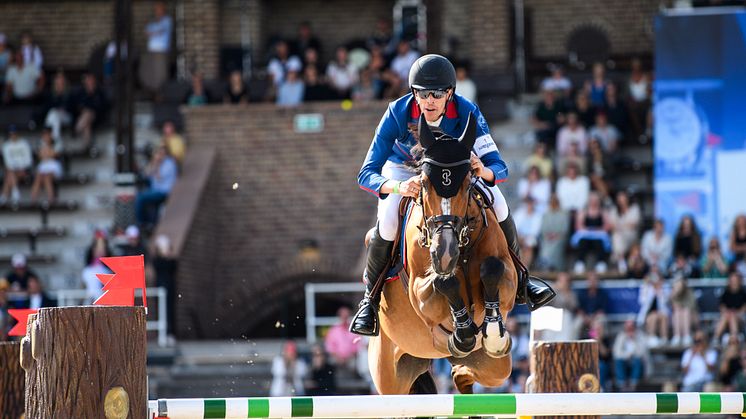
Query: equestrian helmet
[{"left": 408, "top": 54, "right": 457, "bottom": 91}]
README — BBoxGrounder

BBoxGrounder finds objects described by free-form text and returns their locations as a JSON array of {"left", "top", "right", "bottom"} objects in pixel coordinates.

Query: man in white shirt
[
  {"left": 556, "top": 112, "right": 589, "bottom": 157},
  {"left": 1, "top": 125, "right": 33, "bottom": 203},
  {"left": 556, "top": 163, "right": 590, "bottom": 212},
  {"left": 455, "top": 64, "right": 477, "bottom": 103},
  {"left": 640, "top": 219, "right": 673, "bottom": 272},
  {"left": 389, "top": 40, "right": 419, "bottom": 95},
  {"left": 681, "top": 330, "right": 717, "bottom": 392},
  {"left": 139, "top": 1, "right": 172, "bottom": 94},
  {"left": 4, "top": 51, "right": 43, "bottom": 104}
]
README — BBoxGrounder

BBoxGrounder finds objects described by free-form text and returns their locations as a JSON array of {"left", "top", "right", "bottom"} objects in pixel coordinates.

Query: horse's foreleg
[
  {"left": 480, "top": 257, "right": 511, "bottom": 358},
  {"left": 433, "top": 274, "right": 478, "bottom": 358}
]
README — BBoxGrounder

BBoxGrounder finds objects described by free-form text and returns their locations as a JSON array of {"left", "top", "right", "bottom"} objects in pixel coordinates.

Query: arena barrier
[{"left": 149, "top": 392, "right": 746, "bottom": 418}]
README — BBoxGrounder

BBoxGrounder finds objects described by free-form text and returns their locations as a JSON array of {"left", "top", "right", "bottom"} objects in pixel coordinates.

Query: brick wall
[
  {"left": 468, "top": 0, "right": 512, "bottom": 72},
  {"left": 178, "top": 102, "right": 385, "bottom": 338},
  {"left": 183, "top": 0, "right": 220, "bottom": 78},
  {"left": 525, "top": 0, "right": 657, "bottom": 59}
]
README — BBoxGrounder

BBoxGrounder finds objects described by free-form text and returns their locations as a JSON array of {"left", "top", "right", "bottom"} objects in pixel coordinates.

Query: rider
[{"left": 351, "top": 54, "right": 555, "bottom": 336}]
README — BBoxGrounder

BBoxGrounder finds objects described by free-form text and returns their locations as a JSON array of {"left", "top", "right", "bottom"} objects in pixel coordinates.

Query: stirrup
[{"left": 526, "top": 276, "right": 556, "bottom": 312}]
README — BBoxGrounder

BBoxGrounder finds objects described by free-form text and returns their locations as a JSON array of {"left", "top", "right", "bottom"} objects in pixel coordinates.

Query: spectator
[
  {"left": 1, "top": 125, "right": 33, "bottom": 204},
  {"left": 641, "top": 219, "right": 673, "bottom": 273},
  {"left": 5, "top": 254, "right": 38, "bottom": 292},
  {"left": 557, "top": 141, "right": 587, "bottom": 176},
  {"left": 556, "top": 162, "right": 590, "bottom": 212},
  {"left": 364, "top": 46, "right": 388, "bottom": 99},
  {"left": 267, "top": 40, "right": 302, "bottom": 88},
  {"left": 367, "top": 18, "right": 396, "bottom": 59},
  {"left": 116, "top": 225, "right": 148, "bottom": 260},
  {"left": 270, "top": 341, "right": 308, "bottom": 397},
  {"left": 609, "top": 190, "right": 641, "bottom": 270},
  {"left": 305, "top": 344, "right": 336, "bottom": 396},
  {"left": 224, "top": 70, "right": 249, "bottom": 105},
  {"left": 573, "top": 91, "right": 596, "bottom": 128},
  {"left": 506, "top": 318, "right": 530, "bottom": 392},
  {"left": 590, "top": 318, "right": 613, "bottom": 391},
  {"left": 303, "top": 66, "right": 335, "bottom": 102},
  {"left": 584, "top": 62, "right": 609, "bottom": 108},
  {"left": 185, "top": 72, "right": 209, "bottom": 106},
  {"left": 302, "top": 47, "right": 323, "bottom": 75},
  {"left": 161, "top": 121, "right": 186, "bottom": 165},
  {"left": 517, "top": 165, "right": 551, "bottom": 214},
  {"left": 19, "top": 31, "right": 43, "bottom": 70},
  {"left": 44, "top": 72, "right": 74, "bottom": 141},
  {"left": 670, "top": 276, "right": 697, "bottom": 347},
  {"left": 624, "top": 243, "right": 649, "bottom": 279},
  {"left": 637, "top": 267, "right": 670, "bottom": 347},
  {"left": 731, "top": 348, "right": 746, "bottom": 392},
  {"left": 556, "top": 112, "right": 589, "bottom": 158},
  {"left": 603, "top": 83, "right": 629, "bottom": 139},
  {"left": 544, "top": 272, "right": 578, "bottom": 341},
  {"left": 351, "top": 69, "right": 377, "bottom": 102},
  {"left": 571, "top": 192, "right": 612, "bottom": 273},
  {"left": 522, "top": 142, "right": 553, "bottom": 180},
  {"left": 455, "top": 63, "right": 477, "bottom": 103},
  {"left": 30, "top": 128, "right": 62, "bottom": 203},
  {"left": 613, "top": 319, "right": 647, "bottom": 391},
  {"left": 4, "top": 51, "right": 44, "bottom": 104},
  {"left": 293, "top": 21, "right": 322, "bottom": 59},
  {"left": 540, "top": 64, "right": 572, "bottom": 101},
  {"left": 700, "top": 237, "right": 729, "bottom": 278},
  {"left": 729, "top": 214, "right": 746, "bottom": 265},
  {"left": 139, "top": 1, "right": 172, "bottom": 96},
  {"left": 680, "top": 330, "right": 717, "bottom": 392},
  {"left": 669, "top": 254, "right": 695, "bottom": 280},
  {"left": 713, "top": 272, "right": 746, "bottom": 345},
  {"left": 514, "top": 197, "right": 542, "bottom": 269},
  {"left": 388, "top": 40, "right": 419, "bottom": 95},
  {"left": 627, "top": 57, "right": 651, "bottom": 142},
  {"left": 718, "top": 335, "right": 742, "bottom": 391},
  {"left": 73, "top": 73, "right": 108, "bottom": 149},
  {"left": 588, "top": 112, "right": 621, "bottom": 154},
  {"left": 326, "top": 46, "right": 358, "bottom": 99},
  {"left": 0, "top": 33, "right": 10, "bottom": 86},
  {"left": 152, "top": 234, "right": 177, "bottom": 337},
  {"left": 277, "top": 68, "right": 305, "bottom": 107},
  {"left": 81, "top": 230, "right": 112, "bottom": 304},
  {"left": 585, "top": 139, "right": 613, "bottom": 201},
  {"left": 22, "top": 276, "right": 55, "bottom": 309},
  {"left": 673, "top": 215, "right": 703, "bottom": 275},
  {"left": 576, "top": 272, "right": 609, "bottom": 339},
  {"left": 324, "top": 306, "right": 360, "bottom": 369},
  {"left": 532, "top": 89, "right": 566, "bottom": 149},
  {"left": 537, "top": 194, "right": 570, "bottom": 271},
  {"left": 135, "top": 145, "right": 178, "bottom": 228}
]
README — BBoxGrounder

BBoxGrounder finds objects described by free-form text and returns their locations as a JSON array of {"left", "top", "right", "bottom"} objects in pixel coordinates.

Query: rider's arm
[
  {"left": 358, "top": 104, "right": 399, "bottom": 199},
  {"left": 471, "top": 109, "right": 508, "bottom": 186}
]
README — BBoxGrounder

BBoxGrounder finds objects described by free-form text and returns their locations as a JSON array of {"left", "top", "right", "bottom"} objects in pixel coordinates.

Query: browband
[{"left": 421, "top": 158, "right": 471, "bottom": 168}]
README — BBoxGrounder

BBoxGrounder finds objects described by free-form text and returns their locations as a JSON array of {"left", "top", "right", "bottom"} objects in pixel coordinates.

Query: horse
[{"left": 368, "top": 114, "right": 518, "bottom": 396}]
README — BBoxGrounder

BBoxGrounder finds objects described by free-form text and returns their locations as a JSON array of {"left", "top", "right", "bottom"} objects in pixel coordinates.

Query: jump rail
[{"left": 149, "top": 392, "right": 746, "bottom": 418}]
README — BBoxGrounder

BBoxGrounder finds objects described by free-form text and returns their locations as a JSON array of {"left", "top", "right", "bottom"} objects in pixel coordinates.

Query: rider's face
[{"left": 415, "top": 88, "right": 452, "bottom": 123}]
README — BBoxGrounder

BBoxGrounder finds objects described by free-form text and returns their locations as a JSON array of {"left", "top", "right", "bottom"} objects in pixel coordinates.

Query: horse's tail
[{"left": 409, "top": 369, "right": 438, "bottom": 394}]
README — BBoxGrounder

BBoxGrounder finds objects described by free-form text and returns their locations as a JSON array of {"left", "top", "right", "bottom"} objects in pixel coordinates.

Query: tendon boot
[
  {"left": 499, "top": 213, "right": 556, "bottom": 310},
  {"left": 350, "top": 228, "right": 395, "bottom": 336}
]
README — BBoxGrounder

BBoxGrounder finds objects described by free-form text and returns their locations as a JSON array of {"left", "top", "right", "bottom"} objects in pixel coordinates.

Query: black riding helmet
[{"left": 408, "top": 54, "right": 457, "bottom": 91}]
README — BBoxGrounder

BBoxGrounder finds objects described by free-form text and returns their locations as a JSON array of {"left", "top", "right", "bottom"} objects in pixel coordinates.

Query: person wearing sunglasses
[{"left": 351, "top": 54, "right": 555, "bottom": 336}]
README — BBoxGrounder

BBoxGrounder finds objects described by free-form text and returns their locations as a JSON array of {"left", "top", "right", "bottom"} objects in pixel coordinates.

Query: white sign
[{"left": 294, "top": 113, "right": 324, "bottom": 133}]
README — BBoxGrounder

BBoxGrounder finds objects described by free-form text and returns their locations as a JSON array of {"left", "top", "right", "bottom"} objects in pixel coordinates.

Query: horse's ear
[
  {"left": 418, "top": 114, "right": 436, "bottom": 150},
  {"left": 458, "top": 113, "right": 477, "bottom": 151}
]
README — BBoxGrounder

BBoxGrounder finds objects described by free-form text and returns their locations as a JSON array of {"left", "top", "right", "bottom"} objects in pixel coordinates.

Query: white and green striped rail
[{"left": 148, "top": 392, "right": 746, "bottom": 418}]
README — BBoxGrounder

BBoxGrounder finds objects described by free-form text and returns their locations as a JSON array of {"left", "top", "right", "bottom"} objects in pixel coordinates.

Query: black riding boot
[
  {"left": 500, "top": 213, "right": 555, "bottom": 310},
  {"left": 350, "top": 228, "right": 394, "bottom": 336}
]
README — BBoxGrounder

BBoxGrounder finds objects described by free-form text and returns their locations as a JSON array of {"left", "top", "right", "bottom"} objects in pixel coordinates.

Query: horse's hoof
[
  {"left": 482, "top": 333, "right": 512, "bottom": 359},
  {"left": 448, "top": 334, "right": 475, "bottom": 358}
]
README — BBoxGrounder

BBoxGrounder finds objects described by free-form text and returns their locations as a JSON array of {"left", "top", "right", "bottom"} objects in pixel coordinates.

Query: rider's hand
[
  {"left": 470, "top": 152, "right": 485, "bottom": 178},
  {"left": 398, "top": 176, "right": 421, "bottom": 197}
]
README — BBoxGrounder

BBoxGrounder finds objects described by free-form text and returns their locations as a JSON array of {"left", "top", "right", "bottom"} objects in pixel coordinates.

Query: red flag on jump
[
  {"left": 8, "top": 308, "right": 38, "bottom": 336},
  {"left": 93, "top": 255, "right": 147, "bottom": 308}
]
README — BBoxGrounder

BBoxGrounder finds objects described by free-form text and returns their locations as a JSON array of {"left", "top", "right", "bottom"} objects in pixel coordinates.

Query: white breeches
[{"left": 376, "top": 161, "right": 509, "bottom": 241}]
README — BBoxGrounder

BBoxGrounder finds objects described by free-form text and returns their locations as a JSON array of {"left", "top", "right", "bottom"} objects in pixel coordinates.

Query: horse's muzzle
[{"left": 429, "top": 225, "right": 460, "bottom": 276}]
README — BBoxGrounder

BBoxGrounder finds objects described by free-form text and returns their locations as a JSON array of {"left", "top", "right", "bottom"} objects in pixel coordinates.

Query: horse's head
[{"left": 417, "top": 113, "right": 477, "bottom": 276}]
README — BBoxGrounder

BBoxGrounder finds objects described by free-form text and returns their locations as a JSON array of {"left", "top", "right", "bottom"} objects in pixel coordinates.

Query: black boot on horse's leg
[
  {"left": 433, "top": 274, "right": 478, "bottom": 358},
  {"left": 350, "top": 228, "right": 394, "bottom": 336},
  {"left": 499, "top": 213, "right": 555, "bottom": 310}
]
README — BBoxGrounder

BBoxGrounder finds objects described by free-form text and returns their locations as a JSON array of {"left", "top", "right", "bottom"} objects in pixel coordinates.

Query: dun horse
[{"left": 368, "top": 115, "right": 518, "bottom": 395}]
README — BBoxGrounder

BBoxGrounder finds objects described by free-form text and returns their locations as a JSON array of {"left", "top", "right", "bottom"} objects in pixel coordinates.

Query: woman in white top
[
  {"left": 517, "top": 165, "right": 551, "bottom": 214},
  {"left": 608, "top": 190, "right": 641, "bottom": 269},
  {"left": 270, "top": 341, "right": 309, "bottom": 397},
  {"left": 636, "top": 267, "right": 670, "bottom": 347}
]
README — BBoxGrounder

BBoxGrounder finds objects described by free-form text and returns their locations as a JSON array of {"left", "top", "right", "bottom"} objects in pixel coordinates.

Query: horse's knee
[
  {"left": 433, "top": 274, "right": 461, "bottom": 302},
  {"left": 480, "top": 257, "right": 505, "bottom": 287}
]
